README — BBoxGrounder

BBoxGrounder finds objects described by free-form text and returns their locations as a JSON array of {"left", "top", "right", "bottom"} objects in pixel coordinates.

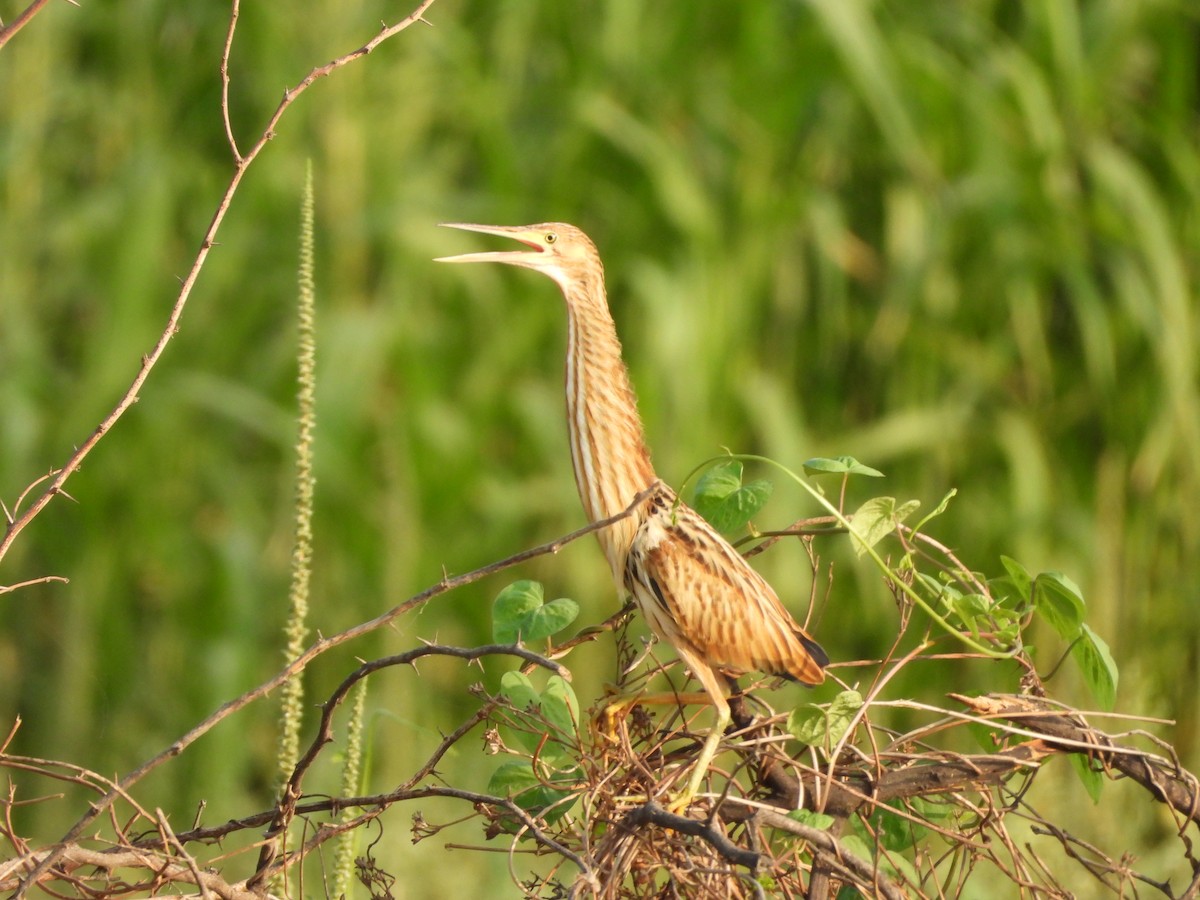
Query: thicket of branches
[{"left": 3, "top": 2, "right": 1199, "bottom": 898}]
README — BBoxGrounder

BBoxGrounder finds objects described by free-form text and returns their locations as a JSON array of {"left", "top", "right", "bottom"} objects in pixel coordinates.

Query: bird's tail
[
  {"left": 773, "top": 630, "right": 828, "bottom": 685},
  {"left": 799, "top": 632, "right": 829, "bottom": 669}
]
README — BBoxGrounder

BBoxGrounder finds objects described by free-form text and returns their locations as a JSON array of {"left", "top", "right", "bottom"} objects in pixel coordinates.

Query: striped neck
[{"left": 560, "top": 271, "right": 657, "bottom": 579}]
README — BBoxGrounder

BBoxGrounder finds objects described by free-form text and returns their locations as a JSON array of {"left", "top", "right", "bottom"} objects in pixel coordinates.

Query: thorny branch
[
  {"left": 0, "top": 0, "right": 73, "bottom": 51},
  {"left": 0, "top": 0, "right": 440, "bottom": 569},
  {"left": 249, "top": 643, "right": 569, "bottom": 888},
  {"left": 3, "top": 553, "right": 1199, "bottom": 899},
  {"left": 956, "top": 694, "right": 1200, "bottom": 828},
  {"left": 3, "top": 485, "right": 653, "bottom": 899}
]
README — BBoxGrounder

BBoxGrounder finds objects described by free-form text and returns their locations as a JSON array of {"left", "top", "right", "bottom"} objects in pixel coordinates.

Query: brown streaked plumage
[{"left": 437, "top": 222, "right": 828, "bottom": 808}]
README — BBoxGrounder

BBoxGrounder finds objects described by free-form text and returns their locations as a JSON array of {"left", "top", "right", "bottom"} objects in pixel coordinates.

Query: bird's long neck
[{"left": 561, "top": 272, "right": 657, "bottom": 581}]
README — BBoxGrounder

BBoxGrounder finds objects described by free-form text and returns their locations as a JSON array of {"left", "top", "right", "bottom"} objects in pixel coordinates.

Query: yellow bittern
[{"left": 437, "top": 222, "right": 828, "bottom": 808}]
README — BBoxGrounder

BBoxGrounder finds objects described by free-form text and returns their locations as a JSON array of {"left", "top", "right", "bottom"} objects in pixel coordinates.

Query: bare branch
[
  {"left": 621, "top": 802, "right": 760, "bottom": 869},
  {"left": 0, "top": 575, "right": 68, "bottom": 595},
  {"left": 0, "top": 0, "right": 441, "bottom": 568},
  {"left": 754, "top": 808, "right": 908, "bottom": 900},
  {"left": 219, "top": 0, "right": 241, "bottom": 160},
  {"left": 0, "top": 845, "right": 258, "bottom": 899},
  {"left": 5, "top": 485, "right": 651, "bottom": 898},
  {"left": 0, "top": 0, "right": 55, "bottom": 51},
  {"left": 957, "top": 694, "right": 1200, "bottom": 827},
  {"left": 249, "top": 643, "right": 567, "bottom": 886}
]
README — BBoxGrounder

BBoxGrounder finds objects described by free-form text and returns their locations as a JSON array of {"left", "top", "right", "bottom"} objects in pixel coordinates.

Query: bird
[{"left": 436, "top": 222, "right": 828, "bottom": 809}]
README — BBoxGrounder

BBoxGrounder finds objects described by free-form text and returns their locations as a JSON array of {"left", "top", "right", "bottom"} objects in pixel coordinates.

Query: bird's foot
[
  {"left": 595, "top": 690, "right": 647, "bottom": 742},
  {"left": 595, "top": 688, "right": 711, "bottom": 742},
  {"left": 666, "top": 789, "right": 697, "bottom": 816}
]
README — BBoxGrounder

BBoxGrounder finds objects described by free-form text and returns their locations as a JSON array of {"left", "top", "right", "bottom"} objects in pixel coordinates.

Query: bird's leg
[
  {"left": 668, "top": 693, "right": 731, "bottom": 814},
  {"left": 596, "top": 689, "right": 712, "bottom": 741},
  {"left": 663, "top": 655, "right": 736, "bottom": 814}
]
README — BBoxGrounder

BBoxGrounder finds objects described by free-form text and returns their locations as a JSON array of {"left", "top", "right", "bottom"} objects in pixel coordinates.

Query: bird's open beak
[{"left": 434, "top": 223, "right": 544, "bottom": 265}]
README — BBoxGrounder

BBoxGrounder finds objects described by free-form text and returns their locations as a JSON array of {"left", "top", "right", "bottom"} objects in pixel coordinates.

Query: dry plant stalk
[
  {"left": 453, "top": 529, "right": 1200, "bottom": 900},
  {"left": 0, "top": 0, "right": 439, "bottom": 568},
  {"left": 2, "top": 513, "right": 1199, "bottom": 899},
  {"left": 4, "top": 3, "right": 1200, "bottom": 899}
]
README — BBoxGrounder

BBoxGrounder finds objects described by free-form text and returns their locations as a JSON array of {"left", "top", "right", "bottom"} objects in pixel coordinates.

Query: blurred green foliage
[{"left": 1, "top": 0, "right": 1198, "bottom": 894}]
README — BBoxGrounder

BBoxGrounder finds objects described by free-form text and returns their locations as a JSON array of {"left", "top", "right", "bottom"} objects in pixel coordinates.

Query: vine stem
[{"left": 683, "top": 452, "right": 1012, "bottom": 658}]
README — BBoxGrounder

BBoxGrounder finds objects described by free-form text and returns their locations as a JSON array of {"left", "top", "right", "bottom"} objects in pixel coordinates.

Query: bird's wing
[{"left": 625, "top": 501, "right": 826, "bottom": 685}]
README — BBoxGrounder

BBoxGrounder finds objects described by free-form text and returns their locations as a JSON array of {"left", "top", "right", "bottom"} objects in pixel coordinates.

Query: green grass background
[{"left": 2, "top": 0, "right": 1198, "bottom": 895}]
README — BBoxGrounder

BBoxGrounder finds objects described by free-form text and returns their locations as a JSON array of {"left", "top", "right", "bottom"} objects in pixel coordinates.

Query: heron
[{"left": 437, "top": 222, "right": 828, "bottom": 809}]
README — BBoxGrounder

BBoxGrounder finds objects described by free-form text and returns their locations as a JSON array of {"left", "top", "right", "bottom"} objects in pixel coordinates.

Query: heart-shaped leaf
[
  {"left": 692, "top": 461, "right": 773, "bottom": 533},
  {"left": 492, "top": 581, "right": 544, "bottom": 643},
  {"left": 492, "top": 581, "right": 579, "bottom": 643},
  {"left": 521, "top": 597, "right": 580, "bottom": 642},
  {"left": 849, "top": 496, "right": 919, "bottom": 556}
]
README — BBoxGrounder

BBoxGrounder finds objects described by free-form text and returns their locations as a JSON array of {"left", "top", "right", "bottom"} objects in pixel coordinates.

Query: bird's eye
[{"left": 545, "top": 232, "right": 557, "bottom": 244}]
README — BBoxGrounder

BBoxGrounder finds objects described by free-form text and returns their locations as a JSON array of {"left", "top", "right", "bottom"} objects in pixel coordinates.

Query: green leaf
[
  {"left": 844, "top": 813, "right": 920, "bottom": 886},
  {"left": 925, "top": 575, "right": 960, "bottom": 605},
  {"left": 492, "top": 581, "right": 579, "bottom": 644},
  {"left": 825, "top": 690, "right": 864, "bottom": 745},
  {"left": 966, "top": 720, "right": 998, "bottom": 752},
  {"left": 786, "top": 808, "right": 835, "bottom": 830},
  {"left": 789, "top": 691, "right": 863, "bottom": 749},
  {"left": 910, "top": 488, "right": 957, "bottom": 533},
  {"left": 1072, "top": 623, "right": 1118, "bottom": 710},
  {"left": 521, "top": 597, "right": 580, "bottom": 642},
  {"left": 786, "top": 706, "right": 828, "bottom": 746},
  {"left": 499, "top": 671, "right": 539, "bottom": 713},
  {"left": 1033, "top": 571, "right": 1085, "bottom": 639},
  {"left": 692, "top": 461, "right": 773, "bottom": 532},
  {"left": 839, "top": 834, "right": 875, "bottom": 867},
  {"left": 960, "top": 594, "right": 992, "bottom": 617},
  {"left": 498, "top": 673, "right": 580, "bottom": 762},
  {"left": 848, "top": 496, "right": 919, "bottom": 556},
  {"left": 692, "top": 460, "right": 743, "bottom": 506},
  {"left": 999, "top": 555, "right": 1033, "bottom": 600},
  {"left": 487, "top": 760, "right": 536, "bottom": 795},
  {"left": 485, "top": 761, "right": 577, "bottom": 831},
  {"left": 945, "top": 592, "right": 990, "bottom": 634},
  {"left": 492, "top": 581, "right": 544, "bottom": 643},
  {"left": 539, "top": 676, "right": 580, "bottom": 742},
  {"left": 803, "top": 456, "right": 885, "bottom": 477},
  {"left": 881, "top": 851, "right": 921, "bottom": 888},
  {"left": 909, "top": 795, "right": 953, "bottom": 823},
  {"left": 872, "top": 806, "right": 924, "bottom": 851},
  {"left": 498, "top": 671, "right": 542, "bottom": 754},
  {"left": 1069, "top": 753, "right": 1105, "bottom": 803},
  {"left": 710, "top": 479, "right": 772, "bottom": 533}
]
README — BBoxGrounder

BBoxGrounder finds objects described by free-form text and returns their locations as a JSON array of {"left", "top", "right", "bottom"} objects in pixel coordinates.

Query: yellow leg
[
  {"left": 668, "top": 695, "right": 730, "bottom": 814},
  {"left": 595, "top": 655, "right": 734, "bottom": 814},
  {"left": 663, "top": 651, "right": 736, "bottom": 814},
  {"left": 597, "top": 689, "right": 712, "bottom": 739}
]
